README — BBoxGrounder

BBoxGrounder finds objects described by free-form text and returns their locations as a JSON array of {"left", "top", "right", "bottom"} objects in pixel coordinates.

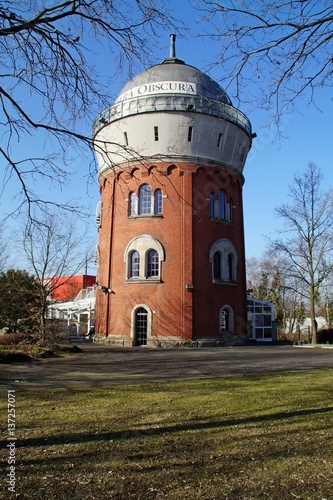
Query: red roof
[{"left": 48, "top": 275, "right": 96, "bottom": 301}]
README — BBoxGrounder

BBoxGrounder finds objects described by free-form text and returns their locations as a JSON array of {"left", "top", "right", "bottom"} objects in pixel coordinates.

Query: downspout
[{"left": 105, "top": 175, "right": 116, "bottom": 338}]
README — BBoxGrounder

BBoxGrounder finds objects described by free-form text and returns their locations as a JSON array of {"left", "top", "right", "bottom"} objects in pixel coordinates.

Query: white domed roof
[
  {"left": 117, "top": 58, "right": 232, "bottom": 105},
  {"left": 93, "top": 36, "right": 251, "bottom": 140}
]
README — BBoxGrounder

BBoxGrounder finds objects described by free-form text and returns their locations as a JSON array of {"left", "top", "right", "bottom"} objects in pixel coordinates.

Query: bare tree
[
  {"left": 0, "top": 1, "right": 175, "bottom": 217},
  {"left": 195, "top": 0, "right": 333, "bottom": 121},
  {"left": 271, "top": 162, "right": 333, "bottom": 344},
  {"left": 246, "top": 251, "right": 304, "bottom": 335},
  {"left": 21, "top": 212, "right": 92, "bottom": 343}
]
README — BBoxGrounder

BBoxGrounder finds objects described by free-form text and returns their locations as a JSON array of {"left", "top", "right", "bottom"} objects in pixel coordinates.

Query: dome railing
[{"left": 93, "top": 94, "right": 252, "bottom": 136}]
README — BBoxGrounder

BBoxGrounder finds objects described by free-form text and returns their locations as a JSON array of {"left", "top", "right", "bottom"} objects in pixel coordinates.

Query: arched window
[
  {"left": 154, "top": 189, "right": 163, "bottom": 215},
  {"left": 210, "top": 239, "right": 238, "bottom": 283},
  {"left": 210, "top": 193, "right": 215, "bottom": 217},
  {"left": 130, "top": 251, "right": 140, "bottom": 278},
  {"left": 218, "top": 190, "right": 226, "bottom": 219},
  {"left": 147, "top": 249, "right": 159, "bottom": 277},
  {"left": 125, "top": 235, "right": 165, "bottom": 282},
  {"left": 129, "top": 192, "right": 136, "bottom": 216},
  {"left": 227, "top": 253, "right": 234, "bottom": 281},
  {"left": 229, "top": 198, "right": 233, "bottom": 222},
  {"left": 135, "top": 307, "right": 148, "bottom": 346},
  {"left": 213, "top": 252, "right": 221, "bottom": 280},
  {"left": 220, "top": 309, "right": 228, "bottom": 332},
  {"left": 139, "top": 185, "right": 152, "bottom": 215}
]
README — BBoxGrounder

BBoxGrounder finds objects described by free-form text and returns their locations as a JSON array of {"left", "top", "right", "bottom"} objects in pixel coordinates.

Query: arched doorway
[
  {"left": 134, "top": 307, "right": 148, "bottom": 346},
  {"left": 220, "top": 306, "right": 234, "bottom": 333}
]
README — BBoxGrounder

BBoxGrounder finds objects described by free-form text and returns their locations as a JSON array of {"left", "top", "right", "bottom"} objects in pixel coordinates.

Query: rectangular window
[
  {"left": 217, "top": 133, "right": 223, "bottom": 147},
  {"left": 154, "top": 126, "right": 159, "bottom": 141},
  {"left": 239, "top": 144, "right": 246, "bottom": 163},
  {"left": 124, "top": 132, "right": 128, "bottom": 146},
  {"left": 188, "top": 126, "right": 193, "bottom": 142}
]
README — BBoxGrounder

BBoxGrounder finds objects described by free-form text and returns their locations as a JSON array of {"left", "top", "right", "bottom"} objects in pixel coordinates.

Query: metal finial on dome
[
  {"left": 162, "top": 34, "right": 185, "bottom": 65},
  {"left": 169, "top": 34, "right": 176, "bottom": 58}
]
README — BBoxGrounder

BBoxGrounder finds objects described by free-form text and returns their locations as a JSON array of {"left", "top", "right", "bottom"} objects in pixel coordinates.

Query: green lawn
[{"left": 1, "top": 370, "right": 333, "bottom": 499}]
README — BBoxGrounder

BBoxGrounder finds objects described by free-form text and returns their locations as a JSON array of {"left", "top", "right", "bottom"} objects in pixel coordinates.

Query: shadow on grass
[{"left": 2, "top": 405, "right": 332, "bottom": 451}]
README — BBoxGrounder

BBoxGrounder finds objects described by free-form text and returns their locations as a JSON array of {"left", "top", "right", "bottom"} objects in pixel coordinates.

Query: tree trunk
[{"left": 310, "top": 285, "right": 317, "bottom": 346}]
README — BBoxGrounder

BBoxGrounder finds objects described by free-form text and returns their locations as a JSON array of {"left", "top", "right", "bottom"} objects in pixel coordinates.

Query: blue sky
[{"left": 2, "top": 0, "right": 332, "bottom": 270}]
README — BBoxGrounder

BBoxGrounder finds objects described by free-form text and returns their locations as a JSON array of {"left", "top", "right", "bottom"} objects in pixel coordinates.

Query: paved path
[{"left": 1, "top": 344, "right": 332, "bottom": 389}]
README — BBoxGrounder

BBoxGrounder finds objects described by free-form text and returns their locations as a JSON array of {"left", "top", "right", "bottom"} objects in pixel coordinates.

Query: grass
[{"left": 1, "top": 370, "right": 333, "bottom": 499}]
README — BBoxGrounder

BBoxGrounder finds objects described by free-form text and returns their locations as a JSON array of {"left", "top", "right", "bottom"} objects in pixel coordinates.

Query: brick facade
[{"left": 95, "top": 162, "right": 248, "bottom": 346}]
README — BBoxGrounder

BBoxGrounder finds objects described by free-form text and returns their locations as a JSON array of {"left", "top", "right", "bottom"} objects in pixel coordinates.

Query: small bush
[
  {"left": 0, "top": 346, "right": 32, "bottom": 363},
  {"left": 0, "top": 333, "right": 26, "bottom": 345}
]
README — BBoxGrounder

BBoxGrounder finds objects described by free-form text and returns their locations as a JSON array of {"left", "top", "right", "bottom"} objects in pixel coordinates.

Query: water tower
[{"left": 93, "top": 35, "right": 253, "bottom": 346}]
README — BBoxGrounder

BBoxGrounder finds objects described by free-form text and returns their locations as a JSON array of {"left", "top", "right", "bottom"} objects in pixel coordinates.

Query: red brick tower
[{"left": 93, "top": 36, "right": 253, "bottom": 346}]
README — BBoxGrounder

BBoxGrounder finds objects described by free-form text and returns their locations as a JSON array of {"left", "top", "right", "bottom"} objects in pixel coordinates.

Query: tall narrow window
[
  {"left": 218, "top": 190, "right": 226, "bottom": 219},
  {"left": 227, "top": 253, "right": 233, "bottom": 281},
  {"left": 124, "top": 131, "right": 128, "bottom": 146},
  {"left": 154, "top": 189, "right": 163, "bottom": 214},
  {"left": 217, "top": 133, "right": 223, "bottom": 147},
  {"left": 188, "top": 126, "right": 193, "bottom": 142},
  {"left": 210, "top": 193, "right": 215, "bottom": 217},
  {"left": 130, "top": 251, "right": 140, "bottom": 278},
  {"left": 95, "top": 201, "right": 102, "bottom": 228},
  {"left": 229, "top": 198, "right": 233, "bottom": 222},
  {"left": 129, "top": 192, "right": 136, "bottom": 216},
  {"left": 213, "top": 252, "right": 221, "bottom": 280},
  {"left": 147, "top": 250, "right": 159, "bottom": 277},
  {"left": 139, "top": 184, "right": 152, "bottom": 215},
  {"left": 135, "top": 307, "right": 148, "bottom": 346},
  {"left": 154, "top": 126, "right": 159, "bottom": 141},
  {"left": 239, "top": 145, "right": 246, "bottom": 163},
  {"left": 220, "top": 309, "right": 228, "bottom": 332},
  {"left": 220, "top": 306, "right": 234, "bottom": 333}
]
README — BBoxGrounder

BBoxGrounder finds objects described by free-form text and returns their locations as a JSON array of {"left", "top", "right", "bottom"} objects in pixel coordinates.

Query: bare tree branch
[
  {"left": 0, "top": 0, "right": 178, "bottom": 219},
  {"left": 195, "top": 0, "right": 333, "bottom": 120}
]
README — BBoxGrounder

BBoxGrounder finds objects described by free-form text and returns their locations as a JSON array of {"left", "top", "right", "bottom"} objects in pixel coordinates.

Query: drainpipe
[{"left": 105, "top": 175, "right": 116, "bottom": 338}]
